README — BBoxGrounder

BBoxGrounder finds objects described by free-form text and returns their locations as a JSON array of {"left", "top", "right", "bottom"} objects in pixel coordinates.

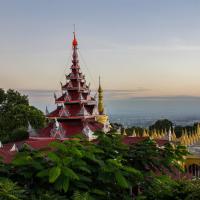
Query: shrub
[{"left": 10, "top": 128, "right": 29, "bottom": 142}]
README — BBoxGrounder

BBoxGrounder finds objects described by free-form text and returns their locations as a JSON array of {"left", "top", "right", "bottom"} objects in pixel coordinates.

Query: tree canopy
[
  {"left": 149, "top": 119, "right": 173, "bottom": 132},
  {"left": 0, "top": 89, "right": 45, "bottom": 143}
]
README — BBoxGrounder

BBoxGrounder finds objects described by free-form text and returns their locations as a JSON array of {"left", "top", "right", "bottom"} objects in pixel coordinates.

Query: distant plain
[{"left": 21, "top": 90, "right": 200, "bottom": 127}]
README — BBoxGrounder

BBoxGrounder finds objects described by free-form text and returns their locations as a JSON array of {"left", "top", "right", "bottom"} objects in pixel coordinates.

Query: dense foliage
[
  {"left": 0, "top": 132, "right": 192, "bottom": 200},
  {"left": 0, "top": 89, "right": 46, "bottom": 143}
]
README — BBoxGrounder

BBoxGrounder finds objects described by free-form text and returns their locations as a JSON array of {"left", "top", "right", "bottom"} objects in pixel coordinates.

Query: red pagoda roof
[
  {"left": 33, "top": 32, "right": 104, "bottom": 138},
  {"left": 38, "top": 119, "right": 103, "bottom": 138}
]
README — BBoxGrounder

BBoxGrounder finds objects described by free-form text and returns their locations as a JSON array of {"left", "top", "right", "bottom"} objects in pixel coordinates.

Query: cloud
[
  {"left": 89, "top": 36, "right": 200, "bottom": 53},
  {"left": 104, "top": 88, "right": 151, "bottom": 100},
  {"left": 130, "top": 45, "right": 200, "bottom": 52}
]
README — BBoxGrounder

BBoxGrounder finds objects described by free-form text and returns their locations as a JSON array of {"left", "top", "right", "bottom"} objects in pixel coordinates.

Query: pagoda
[{"left": 38, "top": 32, "right": 110, "bottom": 140}]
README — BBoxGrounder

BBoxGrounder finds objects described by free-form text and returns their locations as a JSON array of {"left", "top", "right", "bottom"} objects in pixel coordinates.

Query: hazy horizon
[
  {"left": 1, "top": 0, "right": 200, "bottom": 96},
  {"left": 18, "top": 89, "right": 200, "bottom": 99},
  {"left": 20, "top": 90, "right": 200, "bottom": 127}
]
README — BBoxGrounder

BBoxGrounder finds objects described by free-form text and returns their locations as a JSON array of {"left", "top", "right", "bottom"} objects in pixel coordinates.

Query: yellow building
[
  {"left": 153, "top": 125, "right": 200, "bottom": 178},
  {"left": 180, "top": 124, "right": 200, "bottom": 178}
]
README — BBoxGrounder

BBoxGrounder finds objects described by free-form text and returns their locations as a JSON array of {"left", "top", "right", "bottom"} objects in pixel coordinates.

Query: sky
[{"left": 0, "top": 0, "right": 200, "bottom": 96}]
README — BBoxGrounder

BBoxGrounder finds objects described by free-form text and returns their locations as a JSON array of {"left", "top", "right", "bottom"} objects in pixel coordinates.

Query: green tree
[
  {"left": 139, "top": 178, "right": 200, "bottom": 200},
  {"left": 0, "top": 178, "right": 26, "bottom": 200},
  {"left": 0, "top": 89, "right": 45, "bottom": 143},
  {"left": 149, "top": 119, "right": 173, "bottom": 132},
  {"left": 136, "top": 175, "right": 178, "bottom": 200},
  {"left": 110, "top": 123, "right": 124, "bottom": 132},
  {"left": 173, "top": 179, "right": 200, "bottom": 200},
  {"left": 9, "top": 128, "right": 29, "bottom": 143},
  {"left": 0, "top": 89, "right": 5, "bottom": 104},
  {"left": 5, "top": 89, "right": 29, "bottom": 106}
]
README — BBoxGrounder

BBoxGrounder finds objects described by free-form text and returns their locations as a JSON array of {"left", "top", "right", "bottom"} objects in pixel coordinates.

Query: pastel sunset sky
[{"left": 0, "top": 0, "right": 200, "bottom": 96}]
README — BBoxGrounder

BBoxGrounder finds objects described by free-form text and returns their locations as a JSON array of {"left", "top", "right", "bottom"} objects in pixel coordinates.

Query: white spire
[
  {"left": 27, "top": 121, "right": 37, "bottom": 137},
  {"left": 45, "top": 106, "right": 49, "bottom": 115},
  {"left": 77, "top": 104, "right": 90, "bottom": 116},
  {"left": 83, "top": 124, "right": 96, "bottom": 141},
  {"left": 168, "top": 127, "right": 172, "bottom": 141},
  {"left": 116, "top": 127, "right": 121, "bottom": 134},
  {"left": 10, "top": 144, "right": 18, "bottom": 152},
  {"left": 27, "top": 121, "right": 33, "bottom": 132},
  {"left": 59, "top": 104, "right": 70, "bottom": 117},
  {"left": 50, "top": 119, "right": 65, "bottom": 139},
  {"left": 0, "top": 141, "right": 3, "bottom": 148},
  {"left": 79, "top": 93, "right": 85, "bottom": 101},
  {"left": 102, "top": 120, "right": 110, "bottom": 133},
  {"left": 55, "top": 118, "right": 60, "bottom": 129},
  {"left": 132, "top": 129, "right": 136, "bottom": 137}
]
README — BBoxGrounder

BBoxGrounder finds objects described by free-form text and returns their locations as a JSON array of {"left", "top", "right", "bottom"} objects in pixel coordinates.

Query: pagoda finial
[
  {"left": 72, "top": 29, "right": 79, "bottom": 66},
  {"left": 72, "top": 26, "right": 78, "bottom": 47},
  {"left": 98, "top": 76, "right": 104, "bottom": 115},
  {"left": 98, "top": 77, "right": 102, "bottom": 92}
]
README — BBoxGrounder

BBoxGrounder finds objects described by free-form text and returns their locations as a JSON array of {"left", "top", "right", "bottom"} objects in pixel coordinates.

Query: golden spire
[
  {"left": 142, "top": 129, "right": 149, "bottom": 137},
  {"left": 98, "top": 76, "right": 104, "bottom": 115},
  {"left": 184, "top": 129, "right": 189, "bottom": 145},
  {"left": 146, "top": 129, "right": 149, "bottom": 137},
  {"left": 132, "top": 129, "right": 136, "bottom": 137},
  {"left": 188, "top": 133, "right": 192, "bottom": 145},
  {"left": 123, "top": 128, "right": 127, "bottom": 135},
  {"left": 197, "top": 123, "right": 200, "bottom": 136},
  {"left": 171, "top": 128, "right": 177, "bottom": 142},
  {"left": 152, "top": 129, "right": 158, "bottom": 139}
]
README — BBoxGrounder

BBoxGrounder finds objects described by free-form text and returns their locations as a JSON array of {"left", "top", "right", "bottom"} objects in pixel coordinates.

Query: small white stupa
[
  {"left": 50, "top": 118, "right": 65, "bottom": 139},
  {"left": 28, "top": 122, "right": 37, "bottom": 137},
  {"left": 83, "top": 124, "right": 96, "bottom": 141},
  {"left": 0, "top": 141, "right": 3, "bottom": 148},
  {"left": 10, "top": 144, "right": 18, "bottom": 152}
]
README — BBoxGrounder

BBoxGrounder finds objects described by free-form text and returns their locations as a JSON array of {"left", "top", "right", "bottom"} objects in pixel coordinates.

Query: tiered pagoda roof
[{"left": 39, "top": 32, "right": 103, "bottom": 139}]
